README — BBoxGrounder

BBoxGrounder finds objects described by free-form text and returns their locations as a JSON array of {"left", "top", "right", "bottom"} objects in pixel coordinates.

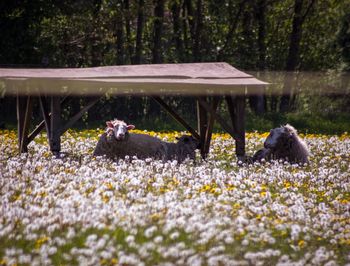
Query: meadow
[{"left": 0, "top": 129, "right": 349, "bottom": 265}]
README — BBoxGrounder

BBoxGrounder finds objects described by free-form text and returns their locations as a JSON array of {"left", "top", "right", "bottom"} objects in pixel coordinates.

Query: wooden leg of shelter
[
  {"left": 28, "top": 95, "right": 69, "bottom": 143},
  {"left": 17, "top": 96, "right": 26, "bottom": 153},
  {"left": 226, "top": 95, "right": 246, "bottom": 161},
  {"left": 196, "top": 97, "right": 208, "bottom": 158},
  {"left": 198, "top": 98, "right": 237, "bottom": 139},
  {"left": 16, "top": 95, "right": 33, "bottom": 153},
  {"left": 152, "top": 96, "right": 200, "bottom": 140},
  {"left": 202, "top": 97, "right": 220, "bottom": 156},
  {"left": 38, "top": 95, "right": 51, "bottom": 143},
  {"left": 50, "top": 96, "right": 61, "bottom": 157}
]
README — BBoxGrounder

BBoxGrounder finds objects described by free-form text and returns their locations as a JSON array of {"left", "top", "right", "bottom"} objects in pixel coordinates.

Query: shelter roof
[{"left": 0, "top": 62, "right": 267, "bottom": 95}]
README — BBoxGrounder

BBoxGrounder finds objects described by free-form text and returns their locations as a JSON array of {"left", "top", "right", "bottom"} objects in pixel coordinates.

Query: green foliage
[
  {"left": 245, "top": 111, "right": 350, "bottom": 135},
  {"left": 337, "top": 4, "right": 350, "bottom": 70},
  {"left": 1, "top": 0, "right": 349, "bottom": 134},
  {"left": 0, "top": 0, "right": 347, "bottom": 69}
]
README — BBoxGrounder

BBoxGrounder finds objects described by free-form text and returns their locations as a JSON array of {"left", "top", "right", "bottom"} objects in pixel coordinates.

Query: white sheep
[
  {"left": 105, "top": 119, "right": 135, "bottom": 141},
  {"left": 93, "top": 132, "right": 200, "bottom": 163},
  {"left": 252, "top": 124, "right": 310, "bottom": 164}
]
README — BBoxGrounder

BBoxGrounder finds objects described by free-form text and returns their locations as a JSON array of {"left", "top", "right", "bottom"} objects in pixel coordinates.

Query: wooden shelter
[{"left": 0, "top": 62, "right": 267, "bottom": 160}]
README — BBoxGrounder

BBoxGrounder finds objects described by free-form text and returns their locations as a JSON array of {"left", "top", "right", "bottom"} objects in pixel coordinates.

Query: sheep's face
[
  {"left": 176, "top": 135, "right": 200, "bottom": 150},
  {"left": 264, "top": 127, "right": 290, "bottom": 150},
  {"left": 106, "top": 120, "right": 135, "bottom": 141}
]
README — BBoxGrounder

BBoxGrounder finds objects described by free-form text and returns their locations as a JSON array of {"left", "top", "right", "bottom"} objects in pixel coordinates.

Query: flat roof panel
[
  {"left": 0, "top": 63, "right": 267, "bottom": 96},
  {"left": 2, "top": 77, "right": 267, "bottom": 96},
  {"left": 0, "top": 62, "right": 253, "bottom": 79}
]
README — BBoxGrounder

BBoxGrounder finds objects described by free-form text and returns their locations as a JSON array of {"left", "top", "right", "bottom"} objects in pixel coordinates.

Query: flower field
[{"left": 0, "top": 129, "right": 349, "bottom": 265}]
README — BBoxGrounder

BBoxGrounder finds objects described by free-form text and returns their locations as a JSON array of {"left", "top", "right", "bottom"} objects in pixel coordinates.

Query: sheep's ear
[
  {"left": 127, "top": 124, "right": 135, "bottom": 130},
  {"left": 283, "top": 126, "right": 293, "bottom": 136},
  {"left": 106, "top": 121, "right": 114, "bottom": 128}
]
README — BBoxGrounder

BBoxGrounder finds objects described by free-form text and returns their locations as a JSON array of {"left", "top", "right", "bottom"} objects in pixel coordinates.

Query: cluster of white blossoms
[{"left": 0, "top": 129, "right": 349, "bottom": 265}]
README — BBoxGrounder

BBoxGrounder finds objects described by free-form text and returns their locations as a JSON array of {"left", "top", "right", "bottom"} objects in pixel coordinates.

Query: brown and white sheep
[
  {"left": 252, "top": 124, "right": 310, "bottom": 164},
  {"left": 93, "top": 133, "right": 200, "bottom": 163}
]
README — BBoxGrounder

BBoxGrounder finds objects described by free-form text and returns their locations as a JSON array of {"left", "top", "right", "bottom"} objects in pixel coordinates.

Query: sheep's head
[
  {"left": 264, "top": 124, "right": 296, "bottom": 150},
  {"left": 176, "top": 135, "right": 200, "bottom": 150},
  {"left": 106, "top": 119, "right": 135, "bottom": 141}
]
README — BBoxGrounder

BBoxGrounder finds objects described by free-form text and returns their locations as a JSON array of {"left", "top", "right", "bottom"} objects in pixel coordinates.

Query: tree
[
  {"left": 338, "top": 12, "right": 350, "bottom": 70},
  {"left": 193, "top": 0, "right": 203, "bottom": 61},
  {"left": 152, "top": 0, "right": 165, "bottom": 63},
  {"left": 134, "top": 0, "right": 145, "bottom": 64},
  {"left": 116, "top": 1, "right": 125, "bottom": 65},
  {"left": 170, "top": 0, "right": 185, "bottom": 62},
  {"left": 279, "top": 0, "right": 316, "bottom": 112}
]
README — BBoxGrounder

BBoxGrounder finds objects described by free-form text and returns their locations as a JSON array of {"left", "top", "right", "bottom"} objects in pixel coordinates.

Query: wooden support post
[
  {"left": 17, "top": 96, "right": 27, "bottom": 153},
  {"left": 152, "top": 96, "right": 200, "bottom": 140},
  {"left": 226, "top": 95, "right": 246, "bottom": 160},
  {"left": 28, "top": 95, "right": 69, "bottom": 143},
  {"left": 203, "top": 97, "right": 220, "bottom": 156},
  {"left": 38, "top": 96, "right": 51, "bottom": 142},
  {"left": 198, "top": 98, "right": 238, "bottom": 140},
  {"left": 16, "top": 96, "right": 33, "bottom": 153},
  {"left": 50, "top": 96, "right": 61, "bottom": 157},
  {"left": 196, "top": 97, "right": 208, "bottom": 158},
  {"left": 21, "top": 96, "right": 33, "bottom": 153}
]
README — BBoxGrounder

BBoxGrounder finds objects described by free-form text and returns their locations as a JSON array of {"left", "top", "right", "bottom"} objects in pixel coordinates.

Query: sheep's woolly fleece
[{"left": 0, "top": 129, "right": 349, "bottom": 265}]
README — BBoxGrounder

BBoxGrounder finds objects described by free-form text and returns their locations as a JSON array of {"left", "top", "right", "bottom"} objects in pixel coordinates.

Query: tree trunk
[
  {"left": 91, "top": 0, "right": 102, "bottom": 66},
  {"left": 257, "top": 0, "right": 266, "bottom": 70},
  {"left": 171, "top": 0, "right": 184, "bottom": 61},
  {"left": 249, "top": 0, "right": 267, "bottom": 114},
  {"left": 150, "top": 0, "right": 165, "bottom": 116},
  {"left": 184, "top": 0, "right": 195, "bottom": 41},
  {"left": 182, "top": 0, "right": 192, "bottom": 61},
  {"left": 280, "top": 0, "right": 304, "bottom": 112},
  {"left": 193, "top": 0, "right": 203, "bottom": 62},
  {"left": 152, "top": 0, "right": 165, "bottom": 64},
  {"left": 134, "top": 0, "right": 144, "bottom": 64},
  {"left": 116, "top": 4, "right": 125, "bottom": 65},
  {"left": 124, "top": 0, "right": 133, "bottom": 64}
]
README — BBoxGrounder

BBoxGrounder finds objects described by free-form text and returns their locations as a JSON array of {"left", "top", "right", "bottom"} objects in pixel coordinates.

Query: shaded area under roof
[{"left": 0, "top": 62, "right": 267, "bottom": 96}]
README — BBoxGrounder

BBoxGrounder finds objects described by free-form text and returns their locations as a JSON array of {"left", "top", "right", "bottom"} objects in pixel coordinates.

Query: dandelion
[{"left": 0, "top": 129, "right": 349, "bottom": 264}]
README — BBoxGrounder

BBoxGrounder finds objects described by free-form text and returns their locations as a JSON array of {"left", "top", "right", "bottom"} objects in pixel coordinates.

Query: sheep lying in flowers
[
  {"left": 105, "top": 119, "right": 135, "bottom": 141},
  {"left": 252, "top": 124, "right": 310, "bottom": 164},
  {"left": 93, "top": 132, "right": 200, "bottom": 163}
]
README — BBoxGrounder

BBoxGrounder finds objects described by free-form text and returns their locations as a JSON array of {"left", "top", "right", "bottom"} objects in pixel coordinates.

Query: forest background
[{"left": 0, "top": 0, "right": 349, "bottom": 133}]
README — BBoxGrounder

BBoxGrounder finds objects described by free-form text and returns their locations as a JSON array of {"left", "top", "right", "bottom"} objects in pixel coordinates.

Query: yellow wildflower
[
  {"left": 35, "top": 236, "right": 49, "bottom": 249},
  {"left": 298, "top": 240, "right": 305, "bottom": 248}
]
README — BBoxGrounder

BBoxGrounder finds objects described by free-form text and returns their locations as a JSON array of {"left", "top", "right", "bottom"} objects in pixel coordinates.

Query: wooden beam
[
  {"left": 203, "top": 97, "right": 220, "bottom": 156},
  {"left": 60, "top": 97, "right": 101, "bottom": 135},
  {"left": 197, "top": 98, "right": 239, "bottom": 140},
  {"left": 50, "top": 96, "right": 61, "bottom": 157},
  {"left": 20, "top": 96, "right": 33, "bottom": 153},
  {"left": 16, "top": 96, "right": 33, "bottom": 153},
  {"left": 38, "top": 95, "right": 51, "bottom": 142},
  {"left": 196, "top": 97, "right": 208, "bottom": 158},
  {"left": 28, "top": 95, "right": 69, "bottom": 143},
  {"left": 17, "top": 96, "right": 27, "bottom": 153},
  {"left": 226, "top": 95, "right": 246, "bottom": 158},
  {"left": 225, "top": 96, "right": 238, "bottom": 136},
  {"left": 152, "top": 96, "right": 200, "bottom": 140}
]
